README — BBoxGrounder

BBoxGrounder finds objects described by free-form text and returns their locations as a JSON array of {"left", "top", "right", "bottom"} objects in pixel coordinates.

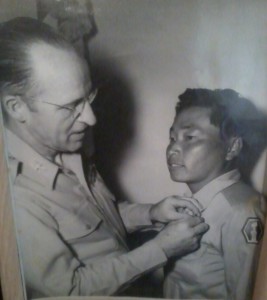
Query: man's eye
[
  {"left": 185, "top": 135, "right": 195, "bottom": 141},
  {"left": 60, "top": 106, "right": 75, "bottom": 112},
  {"left": 58, "top": 106, "right": 75, "bottom": 117},
  {"left": 169, "top": 136, "right": 176, "bottom": 142}
]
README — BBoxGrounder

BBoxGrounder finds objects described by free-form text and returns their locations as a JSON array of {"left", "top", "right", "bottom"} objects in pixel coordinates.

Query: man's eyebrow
[
  {"left": 63, "top": 84, "right": 94, "bottom": 106},
  {"left": 173, "top": 124, "right": 203, "bottom": 132},
  {"left": 169, "top": 125, "right": 194, "bottom": 132},
  {"left": 61, "top": 97, "right": 83, "bottom": 107},
  {"left": 180, "top": 123, "right": 200, "bottom": 130},
  {"left": 177, "top": 120, "right": 194, "bottom": 128},
  {"left": 63, "top": 90, "right": 93, "bottom": 106}
]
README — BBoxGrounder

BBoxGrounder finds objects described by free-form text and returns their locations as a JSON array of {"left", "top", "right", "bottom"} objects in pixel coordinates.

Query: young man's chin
[
  {"left": 169, "top": 172, "right": 186, "bottom": 183},
  {"left": 168, "top": 165, "right": 186, "bottom": 180}
]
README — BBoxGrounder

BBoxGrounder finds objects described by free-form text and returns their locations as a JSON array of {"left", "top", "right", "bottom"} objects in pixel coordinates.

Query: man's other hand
[
  {"left": 149, "top": 196, "right": 203, "bottom": 223},
  {"left": 153, "top": 215, "right": 209, "bottom": 258}
]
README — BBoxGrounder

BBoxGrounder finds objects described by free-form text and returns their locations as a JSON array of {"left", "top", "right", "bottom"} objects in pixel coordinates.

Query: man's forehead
[
  {"left": 172, "top": 106, "right": 217, "bottom": 131},
  {"left": 27, "top": 42, "right": 91, "bottom": 104},
  {"left": 28, "top": 42, "right": 86, "bottom": 73}
]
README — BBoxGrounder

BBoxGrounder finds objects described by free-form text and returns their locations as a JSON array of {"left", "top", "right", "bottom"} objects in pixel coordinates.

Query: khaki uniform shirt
[
  {"left": 6, "top": 130, "right": 166, "bottom": 299},
  {"left": 164, "top": 170, "right": 266, "bottom": 300}
]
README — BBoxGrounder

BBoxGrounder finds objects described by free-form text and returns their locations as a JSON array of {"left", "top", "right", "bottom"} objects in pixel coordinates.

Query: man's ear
[
  {"left": 2, "top": 95, "right": 28, "bottom": 122},
  {"left": 225, "top": 136, "right": 243, "bottom": 161}
]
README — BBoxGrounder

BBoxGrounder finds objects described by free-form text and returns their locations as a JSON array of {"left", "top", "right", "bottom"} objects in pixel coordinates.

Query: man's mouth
[
  {"left": 167, "top": 153, "right": 184, "bottom": 168},
  {"left": 71, "top": 130, "right": 86, "bottom": 140},
  {"left": 167, "top": 162, "right": 184, "bottom": 168},
  {"left": 72, "top": 126, "right": 88, "bottom": 135},
  {"left": 74, "top": 129, "right": 86, "bottom": 134}
]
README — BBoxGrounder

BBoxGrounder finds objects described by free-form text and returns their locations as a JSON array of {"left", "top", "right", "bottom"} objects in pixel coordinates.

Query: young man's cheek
[{"left": 184, "top": 142, "right": 207, "bottom": 160}]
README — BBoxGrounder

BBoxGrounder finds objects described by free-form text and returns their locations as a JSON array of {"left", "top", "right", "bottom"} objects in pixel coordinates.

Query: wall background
[
  {"left": 1, "top": 0, "right": 267, "bottom": 204},
  {"left": 89, "top": 0, "right": 267, "bottom": 203},
  {"left": 0, "top": 0, "right": 36, "bottom": 21}
]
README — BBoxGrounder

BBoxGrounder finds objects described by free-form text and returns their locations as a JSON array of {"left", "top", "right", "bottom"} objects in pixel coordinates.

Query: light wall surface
[
  {"left": 0, "top": 0, "right": 266, "bottom": 203},
  {"left": 0, "top": 0, "right": 36, "bottom": 21},
  {"left": 90, "top": 0, "right": 267, "bottom": 203}
]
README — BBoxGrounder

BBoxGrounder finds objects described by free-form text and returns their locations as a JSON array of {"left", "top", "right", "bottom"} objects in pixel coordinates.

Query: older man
[{"left": 0, "top": 17, "right": 208, "bottom": 299}]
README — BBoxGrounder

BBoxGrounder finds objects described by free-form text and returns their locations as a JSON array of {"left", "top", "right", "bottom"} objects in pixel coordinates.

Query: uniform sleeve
[
  {"left": 119, "top": 201, "right": 154, "bottom": 233},
  {"left": 222, "top": 195, "right": 266, "bottom": 300},
  {"left": 15, "top": 195, "right": 167, "bottom": 297}
]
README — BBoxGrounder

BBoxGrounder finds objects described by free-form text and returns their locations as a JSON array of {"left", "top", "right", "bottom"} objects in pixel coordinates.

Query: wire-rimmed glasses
[{"left": 39, "top": 88, "right": 98, "bottom": 119}]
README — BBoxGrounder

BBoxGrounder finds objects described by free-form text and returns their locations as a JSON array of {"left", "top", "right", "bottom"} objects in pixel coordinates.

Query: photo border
[
  {"left": 0, "top": 1, "right": 267, "bottom": 299},
  {"left": 0, "top": 123, "right": 25, "bottom": 300}
]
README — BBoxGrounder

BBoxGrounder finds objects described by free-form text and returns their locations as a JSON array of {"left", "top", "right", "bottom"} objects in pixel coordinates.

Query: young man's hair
[
  {"left": 176, "top": 88, "right": 267, "bottom": 183},
  {"left": 0, "top": 17, "right": 73, "bottom": 98}
]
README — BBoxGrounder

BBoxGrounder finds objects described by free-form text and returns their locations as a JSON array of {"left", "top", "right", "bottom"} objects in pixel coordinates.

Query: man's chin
[
  {"left": 169, "top": 171, "right": 185, "bottom": 183},
  {"left": 65, "top": 141, "right": 83, "bottom": 153}
]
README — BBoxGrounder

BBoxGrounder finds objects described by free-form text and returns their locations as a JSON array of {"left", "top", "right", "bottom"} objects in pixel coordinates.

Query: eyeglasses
[{"left": 39, "top": 88, "right": 98, "bottom": 119}]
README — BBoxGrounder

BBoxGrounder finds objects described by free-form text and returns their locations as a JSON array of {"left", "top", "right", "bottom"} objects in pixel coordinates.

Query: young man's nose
[
  {"left": 77, "top": 101, "right": 97, "bottom": 126},
  {"left": 168, "top": 141, "right": 182, "bottom": 153}
]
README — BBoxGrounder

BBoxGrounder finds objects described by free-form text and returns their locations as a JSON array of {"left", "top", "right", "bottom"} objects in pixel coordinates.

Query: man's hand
[
  {"left": 153, "top": 215, "right": 209, "bottom": 258},
  {"left": 149, "top": 196, "right": 203, "bottom": 223}
]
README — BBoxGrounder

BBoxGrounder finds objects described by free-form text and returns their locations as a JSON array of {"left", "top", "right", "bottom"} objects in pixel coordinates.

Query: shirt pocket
[{"left": 58, "top": 212, "right": 102, "bottom": 241}]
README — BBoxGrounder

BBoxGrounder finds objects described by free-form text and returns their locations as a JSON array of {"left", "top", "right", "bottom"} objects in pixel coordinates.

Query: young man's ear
[
  {"left": 225, "top": 136, "right": 243, "bottom": 161},
  {"left": 2, "top": 94, "right": 28, "bottom": 123}
]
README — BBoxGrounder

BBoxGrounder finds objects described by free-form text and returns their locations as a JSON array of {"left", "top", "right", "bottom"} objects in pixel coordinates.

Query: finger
[
  {"left": 184, "top": 208, "right": 195, "bottom": 216},
  {"left": 177, "top": 196, "right": 204, "bottom": 211},
  {"left": 169, "top": 212, "right": 196, "bottom": 220},
  {"left": 193, "top": 222, "right": 210, "bottom": 236},
  {"left": 183, "top": 215, "right": 205, "bottom": 226},
  {"left": 169, "top": 198, "right": 201, "bottom": 216},
  {"left": 169, "top": 196, "right": 202, "bottom": 213}
]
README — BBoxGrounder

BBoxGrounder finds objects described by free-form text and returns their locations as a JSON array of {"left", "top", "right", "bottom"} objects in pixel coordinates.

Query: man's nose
[
  {"left": 168, "top": 140, "right": 182, "bottom": 154},
  {"left": 77, "top": 101, "right": 97, "bottom": 126}
]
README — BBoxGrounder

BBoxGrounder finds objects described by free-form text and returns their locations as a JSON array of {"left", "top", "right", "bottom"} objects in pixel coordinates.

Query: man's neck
[{"left": 188, "top": 169, "right": 230, "bottom": 194}]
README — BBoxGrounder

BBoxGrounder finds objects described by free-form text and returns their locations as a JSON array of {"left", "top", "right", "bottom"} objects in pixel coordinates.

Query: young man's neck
[{"left": 188, "top": 168, "right": 233, "bottom": 194}]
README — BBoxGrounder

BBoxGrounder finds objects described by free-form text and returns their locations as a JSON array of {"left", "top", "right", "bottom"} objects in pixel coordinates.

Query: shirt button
[
  {"left": 66, "top": 170, "right": 75, "bottom": 176},
  {"left": 86, "top": 224, "right": 91, "bottom": 230},
  {"left": 33, "top": 159, "right": 42, "bottom": 171}
]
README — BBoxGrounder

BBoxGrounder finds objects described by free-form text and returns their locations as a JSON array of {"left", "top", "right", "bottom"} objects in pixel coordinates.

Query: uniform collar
[
  {"left": 6, "top": 129, "right": 61, "bottom": 189},
  {"left": 190, "top": 170, "right": 241, "bottom": 211}
]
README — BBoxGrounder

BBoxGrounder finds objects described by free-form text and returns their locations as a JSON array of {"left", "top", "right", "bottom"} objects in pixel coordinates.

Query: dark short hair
[
  {"left": 0, "top": 17, "right": 73, "bottom": 97},
  {"left": 176, "top": 88, "right": 267, "bottom": 182}
]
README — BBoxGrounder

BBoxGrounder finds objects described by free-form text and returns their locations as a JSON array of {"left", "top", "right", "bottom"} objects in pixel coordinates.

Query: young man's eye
[
  {"left": 169, "top": 136, "right": 176, "bottom": 142},
  {"left": 185, "top": 135, "right": 195, "bottom": 141}
]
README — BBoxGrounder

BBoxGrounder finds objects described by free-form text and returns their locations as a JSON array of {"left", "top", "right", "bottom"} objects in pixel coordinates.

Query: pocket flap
[{"left": 59, "top": 212, "right": 102, "bottom": 241}]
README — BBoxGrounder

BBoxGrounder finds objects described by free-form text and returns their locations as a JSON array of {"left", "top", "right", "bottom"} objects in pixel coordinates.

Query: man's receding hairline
[
  {"left": 27, "top": 39, "right": 77, "bottom": 59},
  {"left": 25, "top": 40, "right": 80, "bottom": 93}
]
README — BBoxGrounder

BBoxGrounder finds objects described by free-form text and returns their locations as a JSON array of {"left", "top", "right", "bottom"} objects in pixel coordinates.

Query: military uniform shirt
[
  {"left": 164, "top": 170, "right": 266, "bottom": 300},
  {"left": 5, "top": 130, "right": 167, "bottom": 299}
]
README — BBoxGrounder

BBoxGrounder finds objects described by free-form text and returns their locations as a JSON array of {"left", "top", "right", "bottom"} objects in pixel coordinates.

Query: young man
[
  {"left": 164, "top": 88, "right": 266, "bottom": 300},
  {"left": 0, "top": 18, "right": 209, "bottom": 298}
]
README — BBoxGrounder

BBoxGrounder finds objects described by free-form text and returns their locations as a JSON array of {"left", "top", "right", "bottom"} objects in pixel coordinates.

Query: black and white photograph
[{"left": 0, "top": 1, "right": 267, "bottom": 300}]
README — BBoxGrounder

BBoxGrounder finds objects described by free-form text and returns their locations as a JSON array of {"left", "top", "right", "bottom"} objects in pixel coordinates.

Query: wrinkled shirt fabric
[
  {"left": 6, "top": 130, "right": 166, "bottom": 299},
  {"left": 164, "top": 170, "right": 266, "bottom": 300}
]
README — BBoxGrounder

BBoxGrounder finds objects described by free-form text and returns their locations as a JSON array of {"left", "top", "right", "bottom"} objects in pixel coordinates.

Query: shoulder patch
[{"left": 242, "top": 218, "right": 264, "bottom": 244}]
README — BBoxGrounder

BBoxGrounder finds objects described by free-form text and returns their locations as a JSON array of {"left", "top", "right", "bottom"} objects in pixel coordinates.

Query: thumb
[
  {"left": 164, "top": 210, "right": 193, "bottom": 221},
  {"left": 169, "top": 198, "right": 201, "bottom": 216}
]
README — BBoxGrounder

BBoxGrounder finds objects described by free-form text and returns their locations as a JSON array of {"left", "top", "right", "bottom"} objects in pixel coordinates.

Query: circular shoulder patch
[{"left": 242, "top": 218, "right": 264, "bottom": 244}]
